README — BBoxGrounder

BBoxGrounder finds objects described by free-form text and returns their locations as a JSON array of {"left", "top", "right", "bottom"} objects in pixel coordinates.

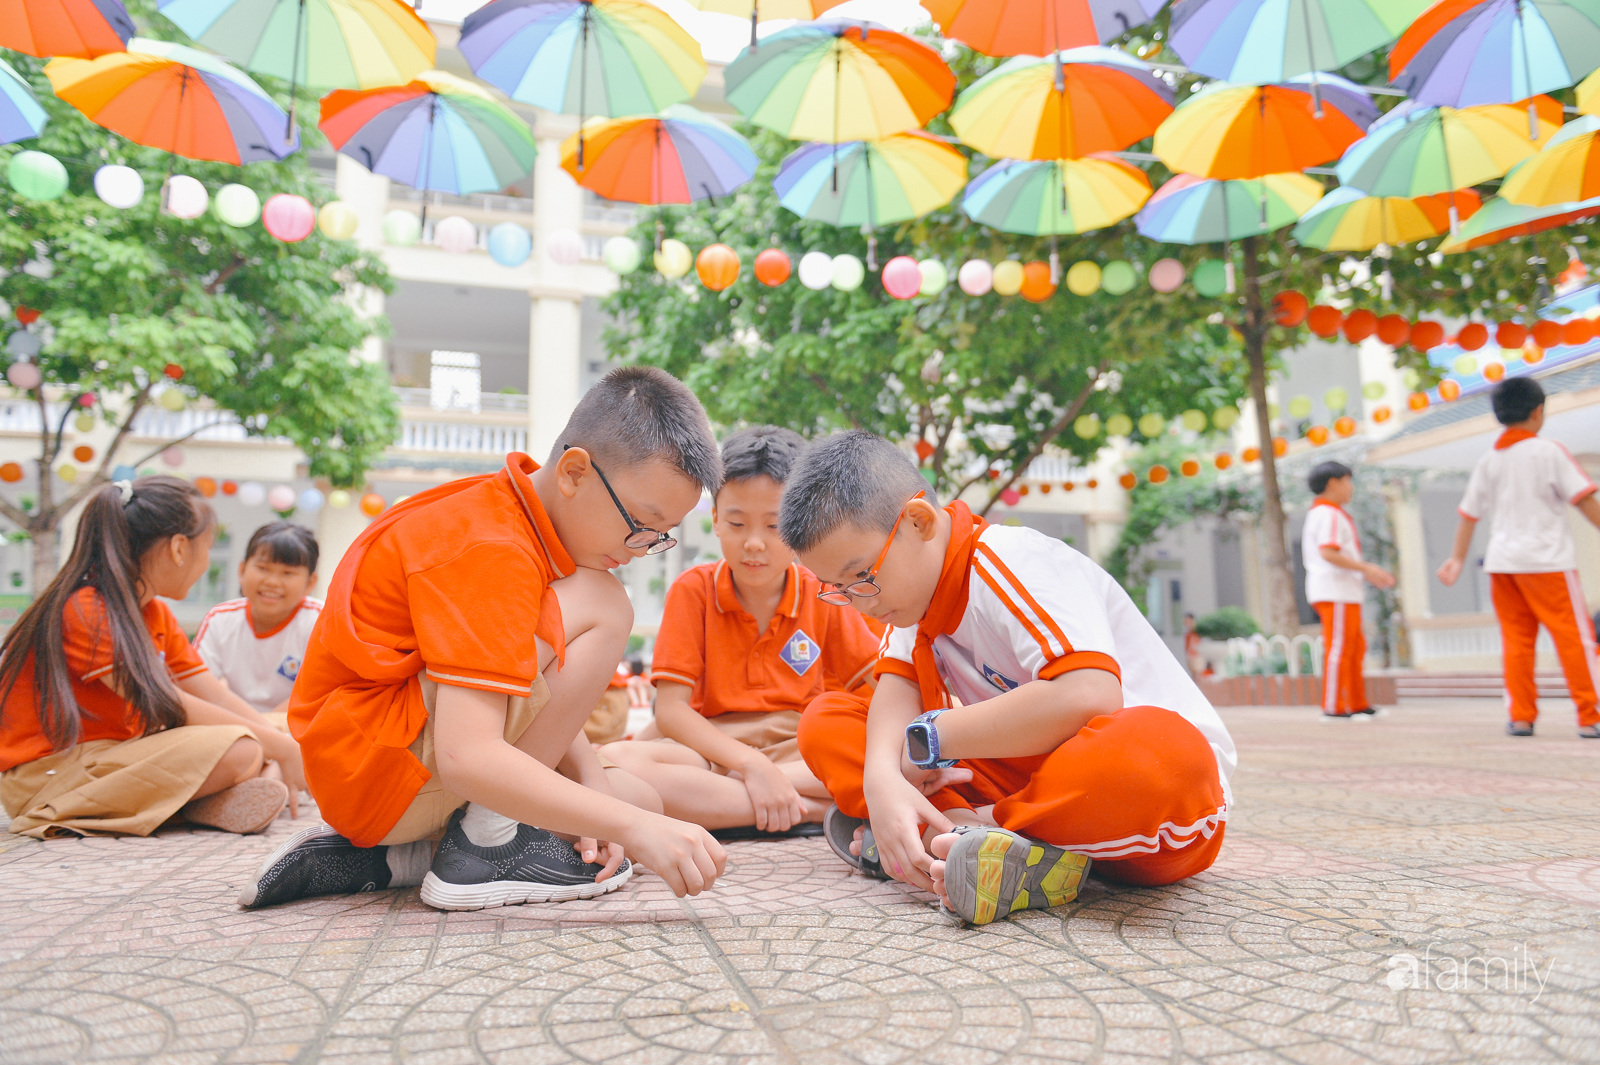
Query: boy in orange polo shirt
[
  {"left": 239, "top": 368, "right": 729, "bottom": 911},
  {"left": 603, "top": 428, "right": 880, "bottom": 836},
  {"left": 783, "top": 432, "right": 1235, "bottom": 926}
]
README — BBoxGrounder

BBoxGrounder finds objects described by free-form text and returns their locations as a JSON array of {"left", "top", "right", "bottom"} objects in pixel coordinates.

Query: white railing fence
[{"left": 1225, "top": 633, "right": 1324, "bottom": 677}]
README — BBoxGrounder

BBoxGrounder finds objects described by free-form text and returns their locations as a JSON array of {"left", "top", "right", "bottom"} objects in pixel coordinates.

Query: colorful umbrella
[
  {"left": 1, "top": 57, "right": 48, "bottom": 145},
  {"left": 1390, "top": 0, "right": 1600, "bottom": 110},
  {"left": 0, "top": 0, "right": 133, "bottom": 59},
  {"left": 1134, "top": 172, "right": 1324, "bottom": 244},
  {"left": 962, "top": 154, "right": 1151, "bottom": 235},
  {"left": 1168, "top": 0, "right": 1432, "bottom": 82},
  {"left": 1580, "top": 64, "right": 1600, "bottom": 113},
  {"left": 1291, "top": 186, "right": 1484, "bottom": 250},
  {"left": 724, "top": 20, "right": 954, "bottom": 144},
  {"left": 1499, "top": 115, "right": 1600, "bottom": 205},
  {"left": 773, "top": 131, "right": 966, "bottom": 227},
  {"left": 320, "top": 70, "right": 536, "bottom": 195},
  {"left": 557, "top": 104, "right": 755, "bottom": 204},
  {"left": 46, "top": 37, "right": 299, "bottom": 163},
  {"left": 1154, "top": 74, "right": 1375, "bottom": 180},
  {"left": 948, "top": 46, "right": 1172, "bottom": 161},
  {"left": 922, "top": 0, "right": 1163, "bottom": 55},
  {"left": 688, "top": 0, "right": 851, "bottom": 48},
  {"left": 1437, "top": 191, "right": 1600, "bottom": 252}
]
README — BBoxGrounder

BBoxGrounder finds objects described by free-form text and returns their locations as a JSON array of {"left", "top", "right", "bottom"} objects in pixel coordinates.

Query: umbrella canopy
[
  {"left": 1168, "top": 0, "right": 1431, "bottom": 82},
  {"left": 773, "top": 130, "right": 965, "bottom": 226},
  {"left": 320, "top": 69, "right": 536, "bottom": 194},
  {"left": 948, "top": 46, "right": 1172, "bottom": 161},
  {"left": 1291, "top": 186, "right": 1483, "bottom": 249},
  {"left": 558, "top": 104, "right": 756, "bottom": 204},
  {"left": 687, "top": 1, "right": 850, "bottom": 48},
  {"left": 1, "top": 57, "right": 48, "bottom": 145},
  {"left": 1437, "top": 191, "right": 1600, "bottom": 252},
  {"left": 1154, "top": 74, "right": 1376, "bottom": 180},
  {"left": 1135, "top": 171, "right": 1324, "bottom": 244},
  {"left": 1500, "top": 115, "right": 1600, "bottom": 204},
  {"left": 962, "top": 154, "right": 1152, "bottom": 235},
  {"left": 1581, "top": 64, "right": 1600, "bottom": 113},
  {"left": 1389, "top": 0, "right": 1600, "bottom": 108},
  {"left": 922, "top": 0, "right": 1162, "bottom": 55},
  {"left": 0, "top": 0, "right": 133, "bottom": 59},
  {"left": 1334, "top": 98, "right": 1561, "bottom": 198},
  {"left": 45, "top": 37, "right": 298, "bottom": 163},
  {"left": 725, "top": 20, "right": 954, "bottom": 143}
]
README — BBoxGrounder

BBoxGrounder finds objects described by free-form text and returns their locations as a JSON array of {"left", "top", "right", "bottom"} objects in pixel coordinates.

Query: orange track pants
[
  {"left": 1491, "top": 571, "right": 1600, "bottom": 727},
  {"left": 1314, "top": 601, "right": 1367, "bottom": 715},
  {"left": 797, "top": 693, "right": 1227, "bottom": 887}
]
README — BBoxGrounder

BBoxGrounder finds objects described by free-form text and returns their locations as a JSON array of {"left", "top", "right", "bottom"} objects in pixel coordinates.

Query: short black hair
[
  {"left": 1491, "top": 376, "right": 1545, "bottom": 426},
  {"left": 551, "top": 366, "right": 722, "bottom": 494},
  {"left": 245, "top": 521, "right": 318, "bottom": 573},
  {"left": 721, "top": 426, "right": 806, "bottom": 490},
  {"left": 1308, "top": 461, "right": 1353, "bottom": 495},
  {"left": 779, "top": 430, "right": 931, "bottom": 553}
]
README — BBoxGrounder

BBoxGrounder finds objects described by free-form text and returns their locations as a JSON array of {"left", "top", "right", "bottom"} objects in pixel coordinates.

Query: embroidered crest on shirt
[
  {"left": 277, "top": 654, "right": 302, "bottom": 681},
  {"left": 779, "top": 630, "right": 819, "bottom": 675},
  {"left": 982, "top": 663, "right": 1019, "bottom": 692}
]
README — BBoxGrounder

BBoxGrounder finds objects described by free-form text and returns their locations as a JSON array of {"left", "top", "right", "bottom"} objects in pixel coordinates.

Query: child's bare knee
[
  {"left": 221, "top": 737, "right": 264, "bottom": 785},
  {"left": 605, "top": 767, "right": 664, "bottom": 814},
  {"left": 552, "top": 567, "right": 634, "bottom": 640}
]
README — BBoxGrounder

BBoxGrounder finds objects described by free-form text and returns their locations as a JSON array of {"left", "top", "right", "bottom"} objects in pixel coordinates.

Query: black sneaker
[
  {"left": 419, "top": 809, "right": 632, "bottom": 911},
  {"left": 1507, "top": 720, "right": 1535, "bottom": 737},
  {"left": 238, "top": 825, "right": 392, "bottom": 908}
]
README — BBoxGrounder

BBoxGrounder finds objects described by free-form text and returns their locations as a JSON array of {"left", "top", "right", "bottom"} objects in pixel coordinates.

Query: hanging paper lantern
[
  {"left": 1273, "top": 291, "right": 1309, "bottom": 327},
  {"left": 0, "top": 462, "right": 21, "bottom": 483},
  {"left": 1214, "top": 452, "right": 1233, "bottom": 469},
  {"left": 1242, "top": 446, "right": 1261, "bottom": 462},
  {"left": 998, "top": 486, "right": 1021, "bottom": 505},
  {"left": 1372, "top": 405, "right": 1392, "bottom": 423},
  {"left": 831, "top": 254, "right": 865, "bottom": 292},
  {"left": 1324, "top": 387, "right": 1348, "bottom": 411},
  {"left": 1362, "top": 381, "right": 1387, "bottom": 400},
  {"left": 1334, "top": 415, "right": 1357, "bottom": 437},
  {"left": 1073, "top": 413, "right": 1100, "bottom": 439},
  {"left": 1149, "top": 258, "right": 1184, "bottom": 293},
  {"left": 318, "top": 201, "right": 360, "bottom": 241},
  {"left": 1180, "top": 458, "right": 1200, "bottom": 477},
  {"left": 655, "top": 238, "right": 693, "bottom": 279},
  {"left": 1524, "top": 344, "right": 1545, "bottom": 364},
  {"left": 1062, "top": 481, "right": 1075, "bottom": 491},
  {"left": 697, "top": 244, "right": 741, "bottom": 291},
  {"left": 1147, "top": 464, "right": 1170, "bottom": 484},
  {"left": 1272, "top": 437, "right": 1288, "bottom": 457},
  {"left": 918, "top": 259, "right": 948, "bottom": 296},
  {"left": 298, "top": 487, "right": 326, "bottom": 513},
  {"left": 57, "top": 465, "right": 77, "bottom": 483},
  {"left": 1376, "top": 315, "right": 1410, "bottom": 347},
  {"left": 328, "top": 489, "right": 351, "bottom": 508},
  {"left": 73, "top": 412, "right": 94, "bottom": 432},
  {"left": 15, "top": 307, "right": 39, "bottom": 325},
  {"left": 1306, "top": 425, "right": 1329, "bottom": 446},
  {"left": 797, "top": 250, "right": 833, "bottom": 290},
  {"left": 267, "top": 484, "right": 297, "bottom": 511},
  {"left": 921, "top": 467, "right": 938, "bottom": 487},
  {"left": 360, "top": 492, "right": 386, "bottom": 517},
  {"left": 164, "top": 175, "right": 209, "bottom": 219},
  {"left": 1101, "top": 260, "right": 1136, "bottom": 296},
  {"left": 262, "top": 194, "right": 315, "bottom": 241},
  {"left": 987, "top": 469, "right": 1002, "bottom": 480},
  {"left": 7, "top": 362, "right": 41, "bottom": 390},
  {"left": 603, "top": 236, "right": 642, "bottom": 275},
  {"left": 1180, "top": 409, "right": 1207, "bottom": 432},
  {"left": 1288, "top": 395, "right": 1313, "bottom": 419},
  {"left": 1213, "top": 407, "right": 1240, "bottom": 430},
  {"left": 163, "top": 363, "right": 183, "bottom": 380},
  {"left": 1020, "top": 262, "right": 1055, "bottom": 302},
  {"left": 383, "top": 210, "right": 421, "bottom": 246},
  {"left": 1453, "top": 354, "right": 1477, "bottom": 375},
  {"left": 434, "top": 215, "right": 477, "bottom": 254},
  {"left": 1065, "top": 261, "right": 1101, "bottom": 296},
  {"left": 1496, "top": 322, "right": 1527, "bottom": 349},
  {"left": 1105, "top": 412, "right": 1133, "bottom": 436},
  {"left": 194, "top": 476, "right": 217, "bottom": 497},
  {"left": 914, "top": 439, "right": 935, "bottom": 461},
  {"left": 1401, "top": 367, "right": 1421, "bottom": 389},
  {"left": 160, "top": 446, "right": 183, "bottom": 467},
  {"left": 1137, "top": 412, "right": 1166, "bottom": 437},
  {"left": 487, "top": 223, "right": 532, "bottom": 267},
  {"left": 111, "top": 464, "right": 136, "bottom": 481},
  {"left": 1193, "top": 259, "right": 1228, "bottom": 297},
  {"left": 1335, "top": 309, "right": 1372, "bottom": 343},
  {"left": 1086, "top": 478, "right": 1099, "bottom": 488},
  {"left": 93, "top": 165, "right": 143, "bottom": 209},
  {"left": 1457, "top": 322, "right": 1488, "bottom": 351},
  {"left": 547, "top": 228, "right": 583, "bottom": 265},
  {"left": 1017, "top": 484, "right": 1030, "bottom": 496},
  {"left": 1118, "top": 472, "right": 1138, "bottom": 489},
  {"left": 1564, "top": 318, "right": 1595, "bottom": 346},
  {"left": 1531, "top": 320, "right": 1562, "bottom": 349},
  {"left": 1308, "top": 305, "right": 1343, "bottom": 338},
  {"left": 992, "top": 260, "right": 1024, "bottom": 296},
  {"left": 78, "top": 393, "right": 95, "bottom": 407},
  {"left": 9, "top": 151, "right": 68, "bottom": 201},
  {"left": 158, "top": 389, "right": 186, "bottom": 411},
  {"left": 1438, "top": 379, "right": 1461, "bottom": 401},
  {"left": 1407, "top": 391, "right": 1430, "bottom": 411},
  {"left": 882, "top": 256, "right": 921, "bottom": 300},
  {"left": 754, "top": 249, "right": 791, "bottom": 286},
  {"left": 219, "top": 479, "right": 237, "bottom": 495},
  {"left": 1483, "top": 361, "right": 1506, "bottom": 381},
  {"left": 71, "top": 445, "right": 93, "bottom": 462},
  {"left": 958, "top": 259, "right": 993, "bottom": 296}
]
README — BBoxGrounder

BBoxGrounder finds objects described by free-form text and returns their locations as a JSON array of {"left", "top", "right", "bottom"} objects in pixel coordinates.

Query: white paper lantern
[
  {"left": 163, "top": 175, "right": 208, "bottom": 220},
  {"left": 434, "top": 215, "right": 477, "bottom": 254},
  {"left": 298, "top": 487, "right": 326, "bottom": 512},
  {"left": 6, "top": 330, "right": 41, "bottom": 357},
  {"left": 93, "top": 165, "right": 144, "bottom": 209},
  {"left": 267, "top": 484, "right": 297, "bottom": 511},
  {"left": 603, "top": 236, "right": 641, "bottom": 274},
  {"left": 237, "top": 481, "right": 266, "bottom": 506},
  {"left": 958, "top": 259, "right": 993, "bottom": 296},
  {"left": 383, "top": 209, "right": 421, "bottom": 246},
  {"left": 797, "top": 251, "right": 834, "bottom": 290},
  {"left": 213, "top": 183, "right": 261, "bottom": 227},
  {"left": 7, "top": 362, "right": 41, "bottom": 389},
  {"left": 546, "top": 228, "right": 583, "bottom": 266}
]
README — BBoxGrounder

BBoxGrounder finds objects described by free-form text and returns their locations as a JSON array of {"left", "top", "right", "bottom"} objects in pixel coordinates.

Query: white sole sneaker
[
  {"left": 238, "top": 824, "right": 339, "bottom": 907},
  {"left": 419, "top": 862, "right": 633, "bottom": 911}
]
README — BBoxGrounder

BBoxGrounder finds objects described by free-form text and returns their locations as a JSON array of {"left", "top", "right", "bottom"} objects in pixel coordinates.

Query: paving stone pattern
[{"left": 3, "top": 699, "right": 1600, "bottom": 1064}]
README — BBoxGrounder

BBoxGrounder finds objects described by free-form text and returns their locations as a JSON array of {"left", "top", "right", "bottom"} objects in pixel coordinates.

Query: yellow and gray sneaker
[{"left": 941, "top": 825, "right": 1091, "bottom": 926}]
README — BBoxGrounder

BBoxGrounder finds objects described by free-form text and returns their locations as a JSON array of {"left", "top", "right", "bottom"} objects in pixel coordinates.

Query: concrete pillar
[
  {"left": 528, "top": 294, "right": 583, "bottom": 461},
  {"left": 1388, "top": 488, "right": 1431, "bottom": 620},
  {"left": 316, "top": 497, "right": 374, "bottom": 590}
]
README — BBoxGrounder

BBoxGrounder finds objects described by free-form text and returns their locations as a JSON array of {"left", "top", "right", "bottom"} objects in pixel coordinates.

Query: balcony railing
[
  {"left": 390, "top": 187, "right": 535, "bottom": 216},
  {"left": 396, "top": 420, "right": 526, "bottom": 455},
  {"left": 393, "top": 386, "right": 530, "bottom": 412}
]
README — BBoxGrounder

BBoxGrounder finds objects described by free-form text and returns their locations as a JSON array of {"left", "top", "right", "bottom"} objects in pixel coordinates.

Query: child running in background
[
  {"left": 0, "top": 477, "right": 306, "bottom": 838},
  {"left": 602, "top": 427, "right": 881, "bottom": 837},
  {"left": 195, "top": 522, "right": 322, "bottom": 729},
  {"left": 783, "top": 432, "right": 1235, "bottom": 926},
  {"left": 1439, "top": 376, "right": 1600, "bottom": 737}
]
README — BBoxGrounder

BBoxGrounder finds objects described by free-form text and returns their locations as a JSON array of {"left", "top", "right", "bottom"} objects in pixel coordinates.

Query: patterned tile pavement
[{"left": 3, "top": 698, "right": 1600, "bottom": 1064}]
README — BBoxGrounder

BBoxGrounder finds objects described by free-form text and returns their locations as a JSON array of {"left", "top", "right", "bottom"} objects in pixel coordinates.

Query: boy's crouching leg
[{"left": 797, "top": 691, "right": 873, "bottom": 818}]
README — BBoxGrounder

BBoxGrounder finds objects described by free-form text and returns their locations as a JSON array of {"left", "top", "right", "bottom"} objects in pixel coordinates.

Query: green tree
[{"left": 0, "top": 52, "right": 398, "bottom": 587}]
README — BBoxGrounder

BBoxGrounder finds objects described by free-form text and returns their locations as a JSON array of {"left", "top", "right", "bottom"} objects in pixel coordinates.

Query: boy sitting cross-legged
[
  {"left": 602, "top": 427, "right": 881, "bottom": 836},
  {"left": 784, "top": 432, "right": 1237, "bottom": 925},
  {"left": 239, "top": 368, "right": 728, "bottom": 911}
]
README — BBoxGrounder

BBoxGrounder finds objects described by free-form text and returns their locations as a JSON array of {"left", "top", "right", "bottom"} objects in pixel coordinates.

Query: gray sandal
[{"left": 823, "top": 804, "right": 889, "bottom": 880}]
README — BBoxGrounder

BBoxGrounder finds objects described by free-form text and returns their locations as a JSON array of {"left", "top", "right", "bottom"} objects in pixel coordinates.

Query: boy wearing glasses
[
  {"left": 601, "top": 428, "right": 881, "bottom": 836},
  {"left": 240, "top": 368, "right": 729, "bottom": 911},
  {"left": 783, "top": 432, "right": 1235, "bottom": 925}
]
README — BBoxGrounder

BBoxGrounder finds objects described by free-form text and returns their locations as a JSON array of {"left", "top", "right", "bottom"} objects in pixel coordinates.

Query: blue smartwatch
[{"left": 906, "top": 708, "right": 957, "bottom": 769}]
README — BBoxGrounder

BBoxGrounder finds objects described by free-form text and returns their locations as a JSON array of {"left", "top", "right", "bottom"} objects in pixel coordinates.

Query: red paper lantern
[
  {"left": 1039, "top": 483, "right": 1052, "bottom": 493},
  {"left": 696, "top": 243, "right": 740, "bottom": 291},
  {"left": 1307, "top": 305, "right": 1343, "bottom": 337},
  {"left": 1532, "top": 320, "right": 1562, "bottom": 349},
  {"left": 1180, "top": 458, "right": 1201, "bottom": 477},
  {"left": 1438, "top": 379, "right": 1461, "bottom": 401},
  {"left": 1241, "top": 446, "right": 1261, "bottom": 463},
  {"left": 1410, "top": 321, "right": 1444, "bottom": 350},
  {"left": 1563, "top": 317, "right": 1595, "bottom": 346},
  {"left": 14, "top": 306, "right": 40, "bottom": 325},
  {"left": 1483, "top": 361, "right": 1506, "bottom": 381},
  {"left": 882, "top": 256, "right": 922, "bottom": 300},
  {"left": 1372, "top": 405, "right": 1392, "bottom": 423},
  {"left": 1086, "top": 478, "right": 1098, "bottom": 488},
  {"left": 1118, "top": 472, "right": 1137, "bottom": 489},
  {"left": 753, "top": 248, "right": 790, "bottom": 287},
  {"left": 914, "top": 439, "right": 935, "bottom": 461},
  {"left": 1376, "top": 314, "right": 1410, "bottom": 346},
  {"left": 1457, "top": 322, "right": 1488, "bottom": 351},
  {"left": 1214, "top": 452, "right": 1233, "bottom": 470},
  {"left": 1020, "top": 261, "right": 1055, "bottom": 303},
  {"left": 1496, "top": 321, "right": 1527, "bottom": 349},
  {"left": 194, "top": 476, "right": 217, "bottom": 497},
  {"left": 1342, "top": 308, "right": 1377, "bottom": 342},
  {"left": 360, "top": 492, "right": 387, "bottom": 517},
  {"left": 1334, "top": 415, "right": 1357, "bottom": 437},
  {"left": 262, "top": 194, "right": 316, "bottom": 242},
  {"left": 1272, "top": 290, "right": 1309, "bottom": 327},
  {"left": 1272, "top": 437, "right": 1288, "bottom": 457},
  {"left": 0, "top": 462, "right": 22, "bottom": 482},
  {"left": 72, "top": 445, "right": 93, "bottom": 462},
  {"left": 998, "top": 486, "right": 1021, "bottom": 505},
  {"left": 1407, "top": 391, "right": 1430, "bottom": 411},
  {"left": 1018, "top": 484, "right": 1031, "bottom": 495},
  {"left": 1148, "top": 464, "right": 1170, "bottom": 484},
  {"left": 1062, "top": 481, "right": 1075, "bottom": 491},
  {"left": 221, "top": 480, "right": 238, "bottom": 495},
  {"left": 163, "top": 363, "right": 184, "bottom": 380},
  {"left": 1306, "top": 425, "right": 1329, "bottom": 446},
  {"left": 988, "top": 468, "right": 1001, "bottom": 480}
]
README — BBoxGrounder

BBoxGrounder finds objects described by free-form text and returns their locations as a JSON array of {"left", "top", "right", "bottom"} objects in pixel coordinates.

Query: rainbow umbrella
[
  {"left": 558, "top": 105, "right": 755, "bottom": 204},
  {"left": 1169, "top": 0, "right": 1432, "bottom": 82},
  {"left": 922, "top": 0, "right": 1163, "bottom": 55},
  {"left": 1438, "top": 191, "right": 1600, "bottom": 252},
  {"left": 962, "top": 154, "right": 1151, "bottom": 235},
  {"left": 687, "top": 0, "right": 851, "bottom": 48},
  {"left": 1500, "top": 115, "right": 1600, "bottom": 205},
  {"left": 948, "top": 46, "right": 1172, "bottom": 161},
  {"left": 320, "top": 71, "right": 535, "bottom": 196},
  {"left": 0, "top": 0, "right": 133, "bottom": 59},
  {"left": 1154, "top": 74, "right": 1375, "bottom": 180},
  {"left": 724, "top": 20, "right": 955, "bottom": 144},
  {"left": 1390, "top": 0, "right": 1600, "bottom": 112},
  {"left": 1580, "top": 64, "right": 1600, "bottom": 113},
  {"left": 46, "top": 37, "right": 298, "bottom": 162},
  {"left": 1, "top": 58, "right": 48, "bottom": 145},
  {"left": 1135, "top": 172, "right": 1324, "bottom": 244},
  {"left": 774, "top": 131, "right": 966, "bottom": 226},
  {"left": 1291, "top": 186, "right": 1484, "bottom": 250}
]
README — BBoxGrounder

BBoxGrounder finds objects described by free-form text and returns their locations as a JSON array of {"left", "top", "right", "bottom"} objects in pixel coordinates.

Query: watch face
[{"left": 906, "top": 726, "right": 932, "bottom": 765}]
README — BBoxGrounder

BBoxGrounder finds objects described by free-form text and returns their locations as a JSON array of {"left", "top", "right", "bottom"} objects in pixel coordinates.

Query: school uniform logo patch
[
  {"left": 982, "top": 663, "right": 1018, "bottom": 692},
  {"left": 780, "top": 630, "right": 819, "bottom": 675},
  {"left": 277, "top": 654, "right": 302, "bottom": 681}
]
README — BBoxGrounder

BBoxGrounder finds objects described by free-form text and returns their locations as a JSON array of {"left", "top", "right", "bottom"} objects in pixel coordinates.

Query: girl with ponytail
[{"left": 0, "top": 476, "right": 306, "bottom": 838}]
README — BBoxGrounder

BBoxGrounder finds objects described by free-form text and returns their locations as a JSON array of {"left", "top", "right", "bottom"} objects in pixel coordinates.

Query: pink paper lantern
[
  {"left": 160, "top": 446, "right": 184, "bottom": 467},
  {"left": 262, "top": 194, "right": 315, "bottom": 242},
  {"left": 998, "top": 486, "right": 1021, "bottom": 506},
  {"left": 1149, "top": 258, "right": 1185, "bottom": 293},
  {"left": 958, "top": 259, "right": 993, "bottom": 296},
  {"left": 882, "top": 256, "right": 922, "bottom": 300},
  {"left": 267, "top": 484, "right": 297, "bottom": 511}
]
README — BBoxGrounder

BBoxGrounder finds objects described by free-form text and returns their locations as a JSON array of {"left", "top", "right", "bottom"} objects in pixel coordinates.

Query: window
[{"left": 430, "top": 350, "right": 481, "bottom": 412}]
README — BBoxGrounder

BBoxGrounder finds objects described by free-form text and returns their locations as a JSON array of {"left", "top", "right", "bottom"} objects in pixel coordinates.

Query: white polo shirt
[
  {"left": 1302, "top": 500, "right": 1366, "bottom": 604},
  {"left": 1459, "top": 430, "right": 1597, "bottom": 573},
  {"left": 194, "top": 597, "right": 324, "bottom": 714},
  {"left": 878, "top": 525, "right": 1236, "bottom": 812}
]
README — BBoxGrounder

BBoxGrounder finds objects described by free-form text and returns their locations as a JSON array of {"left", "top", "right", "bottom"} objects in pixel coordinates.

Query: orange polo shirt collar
[{"left": 712, "top": 560, "right": 802, "bottom": 619}]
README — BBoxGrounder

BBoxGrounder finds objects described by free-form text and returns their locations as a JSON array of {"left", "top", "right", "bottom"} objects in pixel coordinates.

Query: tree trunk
[
  {"left": 29, "top": 525, "right": 57, "bottom": 596},
  {"left": 1240, "top": 237, "right": 1302, "bottom": 636}
]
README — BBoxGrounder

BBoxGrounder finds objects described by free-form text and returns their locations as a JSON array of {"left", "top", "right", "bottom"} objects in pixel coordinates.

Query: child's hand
[
  {"left": 1437, "top": 557, "right": 1463, "bottom": 586},
  {"left": 622, "top": 816, "right": 727, "bottom": 897},
  {"left": 261, "top": 732, "right": 305, "bottom": 819},
  {"left": 863, "top": 775, "right": 953, "bottom": 893},
  {"left": 1364, "top": 562, "right": 1397, "bottom": 590},
  {"left": 578, "top": 837, "right": 628, "bottom": 882},
  {"left": 737, "top": 755, "right": 805, "bottom": 832}
]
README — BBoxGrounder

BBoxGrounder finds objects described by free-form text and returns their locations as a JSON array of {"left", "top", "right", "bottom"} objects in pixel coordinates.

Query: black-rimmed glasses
[
  {"left": 567, "top": 447, "right": 678, "bottom": 555},
  {"left": 816, "top": 491, "right": 924, "bottom": 606}
]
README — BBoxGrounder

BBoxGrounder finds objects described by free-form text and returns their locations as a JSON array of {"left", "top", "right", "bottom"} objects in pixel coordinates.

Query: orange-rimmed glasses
[{"left": 816, "top": 491, "right": 925, "bottom": 606}]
